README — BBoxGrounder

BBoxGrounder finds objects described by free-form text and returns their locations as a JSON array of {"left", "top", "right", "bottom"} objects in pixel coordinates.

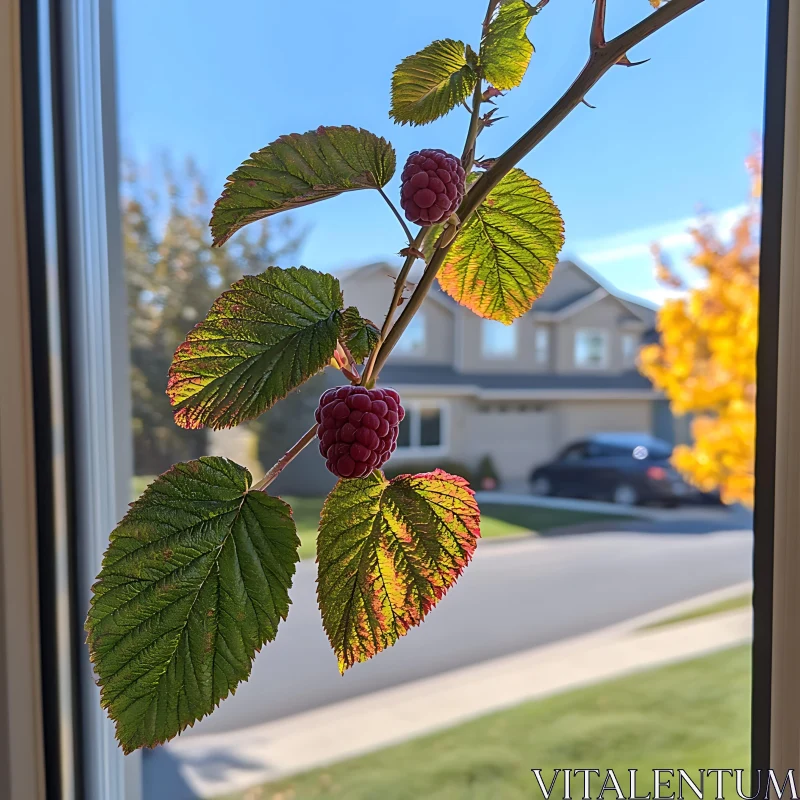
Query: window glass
[
  {"left": 535, "top": 326, "right": 549, "bottom": 365},
  {"left": 622, "top": 332, "right": 638, "bottom": 367},
  {"left": 560, "top": 444, "right": 587, "bottom": 462},
  {"left": 419, "top": 408, "right": 442, "bottom": 447},
  {"left": 482, "top": 319, "right": 517, "bottom": 357},
  {"left": 110, "top": 0, "right": 761, "bottom": 794},
  {"left": 574, "top": 328, "right": 608, "bottom": 368},
  {"left": 396, "top": 414, "right": 411, "bottom": 448},
  {"left": 394, "top": 313, "right": 426, "bottom": 355}
]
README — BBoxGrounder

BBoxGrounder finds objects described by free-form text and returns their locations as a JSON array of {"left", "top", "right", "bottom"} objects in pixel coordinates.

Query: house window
[
  {"left": 535, "top": 327, "right": 549, "bottom": 365},
  {"left": 396, "top": 403, "right": 445, "bottom": 452},
  {"left": 394, "top": 313, "right": 426, "bottom": 355},
  {"left": 574, "top": 329, "right": 609, "bottom": 368},
  {"left": 419, "top": 408, "right": 442, "bottom": 447},
  {"left": 622, "top": 333, "right": 638, "bottom": 367},
  {"left": 481, "top": 319, "right": 517, "bottom": 357}
]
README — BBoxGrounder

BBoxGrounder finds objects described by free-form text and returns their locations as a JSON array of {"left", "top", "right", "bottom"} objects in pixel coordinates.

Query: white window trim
[
  {"left": 480, "top": 319, "right": 518, "bottom": 359},
  {"left": 394, "top": 400, "right": 449, "bottom": 459},
  {"left": 574, "top": 327, "right": 610, "bottom": 369},
  {"left": 393, "top": 311, "right": 427, "bottom": 357}
]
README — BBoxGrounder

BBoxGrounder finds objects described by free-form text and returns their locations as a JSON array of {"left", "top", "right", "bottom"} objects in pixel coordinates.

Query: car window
[{"left": 560, "top": 444, "right": 588, "bottom": 462}]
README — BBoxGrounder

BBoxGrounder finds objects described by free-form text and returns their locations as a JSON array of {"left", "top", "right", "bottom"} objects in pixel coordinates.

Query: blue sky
[{"left": 114, "top": 0, "right": 768, "bottom": 303}]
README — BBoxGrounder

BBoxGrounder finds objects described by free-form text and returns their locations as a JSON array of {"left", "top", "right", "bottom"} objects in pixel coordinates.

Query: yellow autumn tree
[{"left": 638, "top": 155, "right": 760, "bottom": 506}]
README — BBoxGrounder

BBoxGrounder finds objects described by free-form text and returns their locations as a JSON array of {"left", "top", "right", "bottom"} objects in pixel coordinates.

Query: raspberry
[
  {"left": 400, "top": 149, "right": 466, "bottom": 226},
  {"left": 315, "top": 386, "right": 405, "bottom": 479}
]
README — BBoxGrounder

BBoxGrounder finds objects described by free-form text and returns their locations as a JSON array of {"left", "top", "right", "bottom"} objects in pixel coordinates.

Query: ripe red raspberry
[
  {"left": 315, "top": 386, "right": 405, "bottom": 479},
  {"left": 400, "top": 149, "right": 466, "bottom": 226}
]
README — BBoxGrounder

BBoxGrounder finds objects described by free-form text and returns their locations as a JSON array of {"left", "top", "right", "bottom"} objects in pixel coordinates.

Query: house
[{"left": 333, "top": 259, "right": 681, "bottom": 491}]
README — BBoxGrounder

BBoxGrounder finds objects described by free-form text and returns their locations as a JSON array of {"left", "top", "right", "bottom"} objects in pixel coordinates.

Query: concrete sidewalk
[{"left": 161, "top": 582, "right": 752, "bottom": 798}]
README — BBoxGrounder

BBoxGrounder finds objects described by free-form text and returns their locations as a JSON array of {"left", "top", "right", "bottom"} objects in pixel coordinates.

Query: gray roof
[{"left": 379, "top": 364, "right": 655, "bottom": 391}]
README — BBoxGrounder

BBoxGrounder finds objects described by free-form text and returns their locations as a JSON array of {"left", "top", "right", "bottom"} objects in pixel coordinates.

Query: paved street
[
  {"left": 143, "top": 519, "right": 752, "bottom": 797},
  {"left": 181, "top": 525, "right": 753, "bottom": 735}
]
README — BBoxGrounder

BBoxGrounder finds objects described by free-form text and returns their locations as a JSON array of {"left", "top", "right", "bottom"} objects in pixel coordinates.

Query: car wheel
[
  {"left": 530, "top": 476, "right": 552, "bottom": 496},
  {"left": 612, "top": 483, "right": 639, "bottom": 506}
]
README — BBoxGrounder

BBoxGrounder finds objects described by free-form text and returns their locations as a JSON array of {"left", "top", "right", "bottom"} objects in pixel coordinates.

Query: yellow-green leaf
[
  {"left": 86, "top": 458, "right": 299, "bottom": 752},
  {"left": 317, "top": 470, "right": 481, "bottom": 672},
  {"left": 390, "top": 39, "right": 478, "bottom": 126},
  {"left": 211, "top": 126, "right": 396, "bottom": 246},
  {"left": 480, "top": 0, "right": 536, "bottom": 91},
  {"left": 438, "top": 168, "right": 564, "bottom": 323}
]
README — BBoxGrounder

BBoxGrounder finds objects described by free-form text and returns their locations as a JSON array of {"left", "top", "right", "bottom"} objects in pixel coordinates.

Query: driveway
[{"left": 143, "top": 518, "right": 752, "bottom": 798}]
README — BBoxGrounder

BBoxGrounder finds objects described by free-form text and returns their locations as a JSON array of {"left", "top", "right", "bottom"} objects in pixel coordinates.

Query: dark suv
[{"left": 528, "top": 432, "right": 704, "bottom": 506}]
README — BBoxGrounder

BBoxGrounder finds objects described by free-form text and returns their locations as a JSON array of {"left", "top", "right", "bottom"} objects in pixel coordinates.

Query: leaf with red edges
[
  {"left": 167, "top": 266, "right": 343, "bottom": 430},
  {"left": 317, "top": 469, "right": 481, "bottom": 672}
]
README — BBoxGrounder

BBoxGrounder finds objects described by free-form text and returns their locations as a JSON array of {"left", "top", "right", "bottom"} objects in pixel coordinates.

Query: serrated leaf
[
  {"left": 211, "top": 126, "right": 396, "bottom": 246},
  {"left": 85, "top": 457, "right": 299, "bottom": 753},
  {"left": 390, "top": 39, "right": 479, "bottom": 126},
  {"left": 340, "top": 306, "right": 380, "bottom": 363},
  {"left": 168, "top": 267, "right": 343, "bottom": 430},
  {"left": 438, "top": 168, "right": 564, "bottom": 324},
  {"left": 480, "top": 1, "right": 536, "bottom": 91},
  {"left": 317, "top": 469, "right": 480, "bottom": 672}
]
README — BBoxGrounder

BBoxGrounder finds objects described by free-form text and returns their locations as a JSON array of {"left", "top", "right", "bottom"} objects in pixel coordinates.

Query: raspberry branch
[
  {"left": 370, "top": 0, "right": 706, "bottom": 381},
  {"left": 251, "top": 423, "right": 320, "bottom": 492}
]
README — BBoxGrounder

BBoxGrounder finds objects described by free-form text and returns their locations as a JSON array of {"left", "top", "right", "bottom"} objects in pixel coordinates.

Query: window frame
[
  {"left": 534, "top": 325, "right": 550, "bottom": 366},
  {"left": 481, "top": 318, "right": 518, "bottom": 359},
  {"left": 5, "top": 0, "right": 795, "bottom": 795},
  {"left": 394, "top": 400, "right": 449, "bottom": 459},
  {"left": 621, "top": 332, "right": 638, "bottom": 368},
  {"left": 573, "top": 327, "right": 609, "bottom": 369}
]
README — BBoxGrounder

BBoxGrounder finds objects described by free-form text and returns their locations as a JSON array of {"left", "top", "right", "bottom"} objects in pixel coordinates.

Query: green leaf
[
  {"left": 85, "top": 457, "right": 299, "bottom": 753},
  {"left": 340, "top": 306, "right": 380, "bottom": 364},
  {"left": 480, "top": 0, "right": 536, "bottom": 91},
  {"left": 317, "top": 469, "right": 481, "bottom": 672},
  {"left": 390, "top": 39, "right": 479, "bottom": 126},
  {"left": 168, "top": 266, "right": 343, "bottom": 430},
  {"left": 438, "top": 168, "right": 564, "bottom": 324},
  {"left": 211, "top": 126, "right": 396, "bottom": 246}
]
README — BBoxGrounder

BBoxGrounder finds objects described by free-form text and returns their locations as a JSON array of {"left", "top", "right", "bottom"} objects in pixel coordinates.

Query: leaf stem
[
  {"left": 378, "top": 186, "right": 416, "bottom": 247},
  {"left": 251, "top": 424, "right": 319, "bottom": 492},
  {"left": 370, "top": 0, "right": 705, "bottom": 380}
]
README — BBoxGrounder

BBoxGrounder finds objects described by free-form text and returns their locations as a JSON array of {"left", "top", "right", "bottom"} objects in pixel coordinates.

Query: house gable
[{"left": 339, "top": 262, "right": 456, "bottom": 365}]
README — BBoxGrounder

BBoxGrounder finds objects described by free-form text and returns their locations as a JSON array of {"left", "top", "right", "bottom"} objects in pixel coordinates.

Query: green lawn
[
  {"left": 131, "top": 477, "right": 630, "bottom": 561},
  {"left": 644, "top": 593, "right": 752, "bottom": 630},
  {"left": 477, "top": 501, "right": 632, "bottom": 535},
  {"left": 223, "top": 646, "right": 750, "bottom": 800}
]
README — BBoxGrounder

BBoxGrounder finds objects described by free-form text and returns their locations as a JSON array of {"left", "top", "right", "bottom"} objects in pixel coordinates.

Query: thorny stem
[
  {"left": 362, "top": 227, "right": 428, "bottom": 387},
  {"left": 378, "top": 186, "right": 416, "bottom": 247},
  {"left": 369, "top": 0, "right": 705, "bottom": 381},
  {"left": 251, "top": 424, "right": 319, "bottom": 492},
  {"left": 590, "top": 0, "right": 607, "bottom": 51},
  {"left": 462, "top": 78, "right": 485, "bottom": 172}
]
